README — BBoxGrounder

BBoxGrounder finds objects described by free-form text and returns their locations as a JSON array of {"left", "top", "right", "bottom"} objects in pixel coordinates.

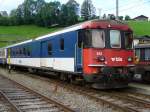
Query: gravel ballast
[{"left": 0, "top": 68, "right": 113, "bottom": 112}]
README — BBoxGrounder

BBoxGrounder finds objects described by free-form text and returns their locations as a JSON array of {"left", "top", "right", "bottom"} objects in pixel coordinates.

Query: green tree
[
  {"left": 36, "top": 1, "right": 60, "bottom": 27},
  {"left": 119, "top": 16, "right": 124, "bottom": 20},
  {"left": 125, "top": 15, "right": 131, "bottom": 21},
  {"left": 81, "top": 0, "right": 96, "bottom": 20},
  {"left": 65, "top": 0, "right": 79, "bottom": 25},
  {"left": 23, "top": 0, "right": 36, "bottom": 24}
]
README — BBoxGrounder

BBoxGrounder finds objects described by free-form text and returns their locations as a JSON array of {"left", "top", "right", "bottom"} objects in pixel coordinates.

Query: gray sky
[{"left": 0, "top": 0, "right": 150, "bottom": 18}]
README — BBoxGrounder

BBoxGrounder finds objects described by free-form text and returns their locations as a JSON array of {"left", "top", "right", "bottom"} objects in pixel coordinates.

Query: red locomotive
[{"left": 79, "top": 20, "right": 134, "bottom": 88}]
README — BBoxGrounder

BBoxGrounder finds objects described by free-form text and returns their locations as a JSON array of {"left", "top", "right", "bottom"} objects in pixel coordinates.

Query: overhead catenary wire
[
  {"left": 102, "top": 0, "right": 150, "bottom": 15},
  {"left": 103, "top": 0, "right": 141, "bottom": 12}
]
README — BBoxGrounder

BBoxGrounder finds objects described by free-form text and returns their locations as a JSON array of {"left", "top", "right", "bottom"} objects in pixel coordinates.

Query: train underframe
[
  {"left": 6, "top": 64, "right": 132, "bottom": 89},
  {"left": 133, "top": 65, "right": 150, "bottom": 82},
  {"left": 83, "top": 67, "right": 132, "bottom": 89}
]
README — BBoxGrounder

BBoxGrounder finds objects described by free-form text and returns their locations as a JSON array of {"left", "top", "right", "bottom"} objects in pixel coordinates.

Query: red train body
[{"left": 79, "top": 20, "right": 134, "bottom": 89}]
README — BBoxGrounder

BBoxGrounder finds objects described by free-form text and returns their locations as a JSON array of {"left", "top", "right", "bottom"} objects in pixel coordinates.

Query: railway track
[
  {"left": 64, "top": 85, "right": 150, "bottom": 112},
  {"left": 0, "top": 75, "right": 75, "bottom": 112},
  {"left": 24, "top": 72, "right": 150, "bottom": 112},
  {"left": 1, "top": 69, "right": 150, "bottom": 112},
  {"left": 0, "top": 92, "right": 19, "bottom": 112}
]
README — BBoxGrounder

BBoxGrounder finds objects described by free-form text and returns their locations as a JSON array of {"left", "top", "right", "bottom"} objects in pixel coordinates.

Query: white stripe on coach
[{"left": 7, "top": 58, "right": 75, "bottom": 72}]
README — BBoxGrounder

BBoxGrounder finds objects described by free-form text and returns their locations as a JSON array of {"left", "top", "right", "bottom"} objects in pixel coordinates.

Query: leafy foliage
[
  {"left": 0, "top": 0, "right": 80, "bottom": 27},
  {"left": 125, "top": 15, "right": 131, "bottom": 21},
  {"left": 81, "top": 0, "right": 96, "bottom": 20}
]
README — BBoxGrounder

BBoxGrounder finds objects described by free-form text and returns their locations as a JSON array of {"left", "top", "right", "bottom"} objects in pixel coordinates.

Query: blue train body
[{"left": 6, "top": 30, "right": 81, "bottom": 73}]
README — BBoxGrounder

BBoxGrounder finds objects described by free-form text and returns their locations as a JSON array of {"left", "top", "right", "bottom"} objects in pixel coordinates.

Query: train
[
  {"left": 0, "top": 20, "right": 135, "bottom": 89},
  {"left": 133, "top": 43, "right": 150, "bottom": 82}
]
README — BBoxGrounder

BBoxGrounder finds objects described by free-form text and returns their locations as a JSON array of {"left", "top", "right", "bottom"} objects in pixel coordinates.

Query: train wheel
[
  {"left": 60, "top": 73, "right": 67, "bottom": 82},
  {"left": 28, "top": 68, "right": 37, "bottom": 73}
]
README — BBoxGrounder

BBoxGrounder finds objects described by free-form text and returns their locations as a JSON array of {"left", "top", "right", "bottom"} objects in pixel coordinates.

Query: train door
[
  {"left": 40, "top": 41, "right": 47, "bottom": 67},
  {"left": 7, "top": 48, "right": 11, "bottom": 65},
  {"left": 75, "top": 31, "right": 83, "bottom": 72}
]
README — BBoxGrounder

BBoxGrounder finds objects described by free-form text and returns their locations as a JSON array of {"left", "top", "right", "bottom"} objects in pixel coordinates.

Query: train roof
[
  {"left": 5, "top": 39, "right": 33, "bottom": 48},
  {"left": 35, "top": 19, "right": 132, "bottom": 40},
  {"left": 135, "top": 44, "right": 150, "bottom": 48},
  {"left": 3, "top": 19, "right": 132, "bottom": 48}
]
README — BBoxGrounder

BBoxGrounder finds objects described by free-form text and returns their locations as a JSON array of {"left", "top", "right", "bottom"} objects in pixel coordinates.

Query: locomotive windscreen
[
  {"left": 78, "top": 29, "right": 105, "bottom": 48},
  {"left": 78, "top": 29, "right": 133, "bottom": 49},
  {"left": 110, "top": 30, "right": 121, "bottom": 48}
]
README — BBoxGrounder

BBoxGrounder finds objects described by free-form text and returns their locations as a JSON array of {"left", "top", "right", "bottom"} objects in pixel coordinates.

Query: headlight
[
  {"left": 98, "top": 56, "right": 105, "bottom": 62},
  {"left": 128, "top": 57, "right": 133, "bottom": 62}
]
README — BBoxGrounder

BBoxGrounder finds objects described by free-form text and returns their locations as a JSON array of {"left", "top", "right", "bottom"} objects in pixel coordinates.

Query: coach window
[
  {"left": 92, "top": 30, "right": 105, "bottom": 48},
  {"left": 20, "top": 48, "right": 23, "bottom": 55},
  {"left": 135, "top": 48, "right": 140, "bottom": 59},
  {"left": 16, "top": 48, "right": 19, "bottom": 56},
  {"left": 23, "top": 47, "right": 26, "bottom": 56},
  {"left": 145, "top": 48, "right": 150, "bottom": 60},
  {"left": 48, "top": 42, "right": 52, "bottom": 55},
  {"left": 110, "top": 30, "right": 121, "bottom": 48},
  {"left": 60, "top": 38, "right": 64, "bottom": 50},
  {"left": 27, "top": 47, "right": 31, "bottom": 56}
]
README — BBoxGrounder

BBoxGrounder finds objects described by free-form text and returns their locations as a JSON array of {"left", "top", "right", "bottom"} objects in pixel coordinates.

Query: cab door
[{"left": 75, "top": 31, "right": 83, "bottom": 72}]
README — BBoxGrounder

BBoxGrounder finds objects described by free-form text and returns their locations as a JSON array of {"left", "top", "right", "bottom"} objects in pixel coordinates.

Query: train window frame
[
  {"left": 60, "top": 38, "right": 64, "bottom": 51},
  {"left": 27, "top": 47, "right": 31, "bottom": 57},
  {"left": 19, "top": 48, "right": 23, "bottom": 55},
  {"left": 110, "top": 30, "right": 121, "bottom": 48},
  {"left": 91, "top": 29, "right": 105, "bottom": 48},
  {"left": 23, "top": 47, "right": 26, "bottom": 56},
  {"left": 48, "top": 42, "right": 52, "bottom": 56},
  {"left": 135, "top": 48, "right": 140, "bottom": 59},
  {"left": 124, "top": 32, "right": 133, "bottom": 49},
  {"left": 145, "top": 48, "right": 150, "bottom": 60},
  {"left": 12, "top": 50, "right": 15, "bottom": 57},
  {"left": 15, "top": 48, "right": 17, "bottom": 56}
]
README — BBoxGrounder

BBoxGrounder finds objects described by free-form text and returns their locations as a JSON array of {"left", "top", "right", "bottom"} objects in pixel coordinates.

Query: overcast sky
[{"left": 0, "top": 0, "right": 150, "bottom": 18}]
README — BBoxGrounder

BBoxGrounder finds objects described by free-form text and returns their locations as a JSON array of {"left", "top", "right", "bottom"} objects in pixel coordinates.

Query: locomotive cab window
[
  {"left": 110, "top": 30, "right": 121, "bottom": 48},
  {"left": 79, "top": 29, "right": 105, "bottom": 48},
  {"left": 48, "top": 42, "right": 52, "bottom": 55},
  {"left": 60, "top": 38, "right": 64, "bottom": 50},
  {"left": 125, "top": 32, "right": 133, "bottom": 49},
  {"left": 92, "top": 30, "right": 105, "bottom": 48}
]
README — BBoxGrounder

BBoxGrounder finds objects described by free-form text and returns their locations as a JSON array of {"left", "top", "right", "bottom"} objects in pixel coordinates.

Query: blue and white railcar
[{"left": 6, "top": 24, "right": 83, "bottom": 74}]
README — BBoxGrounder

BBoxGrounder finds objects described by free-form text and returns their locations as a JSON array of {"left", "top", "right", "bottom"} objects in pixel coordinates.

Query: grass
[
  {"left": 0, "top": 25, "right": 61, "bottom": 47},
  {"left": 128, "top": 21, "right": 150, "bottom": 37}
]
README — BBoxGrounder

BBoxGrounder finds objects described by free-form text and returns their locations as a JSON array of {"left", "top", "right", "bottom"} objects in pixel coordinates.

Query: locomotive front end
[{"left": 80, "top": 20, "right": 134, "bottom": 89}]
